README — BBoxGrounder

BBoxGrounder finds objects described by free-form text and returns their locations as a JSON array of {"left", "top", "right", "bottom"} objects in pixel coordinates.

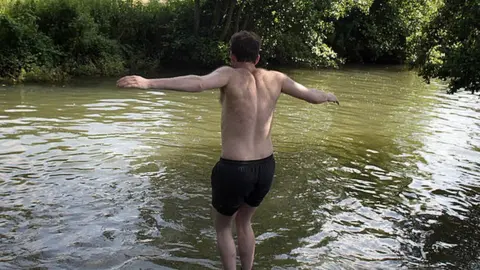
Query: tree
[
  {"left": 219, "top": 0, "right": 236, "bottom": 41},
  {"left": 413, "top": 0, "right": 480, "bottom": 94},
  {"left": 194, "top": 0, "right": 200, "bottom": 36},
  {"left": 331, "top": 0, "right": 439, "bottom": 64}
]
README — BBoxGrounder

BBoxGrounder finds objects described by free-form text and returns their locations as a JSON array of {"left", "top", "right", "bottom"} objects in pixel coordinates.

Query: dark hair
[{"left": 229, "top": 31, "right": 261, "bottom": 63}]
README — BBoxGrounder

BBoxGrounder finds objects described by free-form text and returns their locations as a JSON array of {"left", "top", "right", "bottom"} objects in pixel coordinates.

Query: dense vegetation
[
  {"left": 412, "top": 0, "right": 479, "bottom": 94},
  {"left": 0, "top": 0, "right": 478, "bottom": 94}
]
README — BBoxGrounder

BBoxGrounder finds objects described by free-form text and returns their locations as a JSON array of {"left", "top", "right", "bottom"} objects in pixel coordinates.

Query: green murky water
[{"left": 1, "top": 66, "right": 479, "bottom": 269}]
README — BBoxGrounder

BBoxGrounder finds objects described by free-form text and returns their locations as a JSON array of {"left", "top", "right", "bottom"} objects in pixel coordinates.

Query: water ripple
[{"left": 0, "top": 70, "right": 479, "bottom": 269}]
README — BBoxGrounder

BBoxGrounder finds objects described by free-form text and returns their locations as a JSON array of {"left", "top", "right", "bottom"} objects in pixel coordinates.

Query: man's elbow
[
  {"left": 185, "top": 77, "right": 203, "bottom": 92},
  {"left": 190, "top": 83, "right": 204, "bottom": 92},
  {"left": 193, "top": 77, "right": 206, "bottom": 92}
]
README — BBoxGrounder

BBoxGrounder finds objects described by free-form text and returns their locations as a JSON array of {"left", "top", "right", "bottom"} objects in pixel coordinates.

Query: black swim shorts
[{"left": 211, "top": 154, "right": 275, "bottom": 216}]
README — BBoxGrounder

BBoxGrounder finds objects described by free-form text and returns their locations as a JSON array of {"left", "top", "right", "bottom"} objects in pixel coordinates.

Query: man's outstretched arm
[
  {"left": 116, "top": 66, "right": 233, "bottom": 92},
  {"left": 279, "top": 72, "right": 339, "bottom": 105}
]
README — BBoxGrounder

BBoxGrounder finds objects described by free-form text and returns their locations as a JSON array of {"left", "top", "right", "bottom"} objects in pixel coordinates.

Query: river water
[{"left": 1, "top": 66, "right": 479, "bottom": 269}]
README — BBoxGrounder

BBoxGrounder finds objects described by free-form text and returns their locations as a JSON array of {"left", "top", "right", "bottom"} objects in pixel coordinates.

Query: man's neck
[{"left": 232, "top": 62, "right": 256, "bottom": 72}]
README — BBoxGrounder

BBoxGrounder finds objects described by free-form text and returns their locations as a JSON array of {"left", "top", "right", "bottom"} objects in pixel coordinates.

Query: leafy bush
[
  {"left": 0, "top": 11, "right": 59, "bottom": 81},
  {"left": 413, "top": 0, "right": 480, "bottom": 94}
]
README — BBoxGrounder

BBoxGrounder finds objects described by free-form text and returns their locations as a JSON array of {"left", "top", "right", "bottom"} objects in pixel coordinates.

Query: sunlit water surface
[{"left": 1, "top": 66, "right": 479, "bottom": 269}]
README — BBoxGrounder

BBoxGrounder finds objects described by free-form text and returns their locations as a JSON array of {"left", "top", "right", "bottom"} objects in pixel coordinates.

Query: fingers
[
  {"left": 327, "top": 92, "right": 340, "bottom": 105},
  {"left": 329, "top": 100, "right": 340, "bottom": 105},
  {"left": 116, "top": 76, "right": 130, "bottom": 87},
  {"left": 116, "top": 76, "right": 138, "bottom": 88},
  {"left": 116, "top": 76, "right": 128, "bottom": 86}
]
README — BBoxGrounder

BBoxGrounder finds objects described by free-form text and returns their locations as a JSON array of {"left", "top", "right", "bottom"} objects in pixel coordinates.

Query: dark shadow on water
[{"left": 399, "top": 203, "right": 480, "bottom": 269}]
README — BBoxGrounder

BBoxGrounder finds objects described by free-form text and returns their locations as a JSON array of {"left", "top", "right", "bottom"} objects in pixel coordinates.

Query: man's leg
[
  {"left": 235, "top": 204, "right": 257, "bottom": 270},
  {"left": 214, "top": 209, "right": 237, "bottom": 270}
]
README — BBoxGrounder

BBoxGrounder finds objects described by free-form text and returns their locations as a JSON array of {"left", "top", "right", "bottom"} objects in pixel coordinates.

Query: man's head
[{"left": 229, "top": 31, "right": 261, "bottom": 65}]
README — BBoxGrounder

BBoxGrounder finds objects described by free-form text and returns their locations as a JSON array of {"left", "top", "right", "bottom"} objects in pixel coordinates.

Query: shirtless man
[{"left": 117, "top": 31, "right": 339, "bottom": 270}]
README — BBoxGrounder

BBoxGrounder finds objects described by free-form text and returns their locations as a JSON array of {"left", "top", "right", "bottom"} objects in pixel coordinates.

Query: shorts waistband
[{"left": 219, "top": 154, "right": 274, "bottom": 165}]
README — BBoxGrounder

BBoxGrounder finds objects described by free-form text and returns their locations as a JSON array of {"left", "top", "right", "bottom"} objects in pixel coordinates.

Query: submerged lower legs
[
  {"left": 237, "top": 222, "right": 255, "bottom": 270},
  {"left": 235, "top": 205, "right": 257, "bottom": 270},
  {"left": 215, "top": 210, "right": 237, "bottom": 270}
]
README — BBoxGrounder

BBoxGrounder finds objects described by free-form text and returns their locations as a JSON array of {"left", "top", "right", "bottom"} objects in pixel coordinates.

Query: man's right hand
[
  {"left": 327, "top": 93, "right": 340, "bottom": 105},
  {"left": 279, "top": 72, "right": 340, "bottom": 105}
]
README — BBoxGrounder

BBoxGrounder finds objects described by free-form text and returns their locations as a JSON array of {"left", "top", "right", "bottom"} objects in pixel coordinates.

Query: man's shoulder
[
  {"left": 213, "top": 66, "right": 286, "bottom": 81},
  {"left": 255, "top": 68, "right": 286, "bottom": 79},
  {"left": 214, "top": 65, "right": 235, "bottom": 73}
]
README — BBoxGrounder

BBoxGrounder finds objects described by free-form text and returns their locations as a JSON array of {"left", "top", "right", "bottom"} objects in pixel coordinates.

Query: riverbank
[{"left": 1, "top": 64, "right": 417, "bottom": 88}]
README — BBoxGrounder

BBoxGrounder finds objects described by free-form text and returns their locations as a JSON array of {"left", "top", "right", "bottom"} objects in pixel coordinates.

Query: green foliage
[
  {"left": 332, "top": 0, "right": 439, "bottom": 64},
  {"left": 1, "top": 0, "right": 126, "bottom": 82},
  {"left": 413, "top": 0, "right": 480, "bottom": 94},
  {"left": 244, "top": 0, "right": 360, "bottom": 68},
  {"left": 0, "top": 0, "right": 236, "bottom": 82},
  {"left": 0, "top": 10, "right": 60, "bottom": 81},
  {"left": 1, "top": 0, "right": 477, "bottom": 94}
]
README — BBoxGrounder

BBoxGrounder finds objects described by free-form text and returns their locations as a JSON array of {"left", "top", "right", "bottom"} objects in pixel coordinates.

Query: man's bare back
[
  {"left": 220, "top": 67, "right": 279, "bottom": 161},
  {"left": 116, "top": 31, "right": 338, "bottom": 270}
]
